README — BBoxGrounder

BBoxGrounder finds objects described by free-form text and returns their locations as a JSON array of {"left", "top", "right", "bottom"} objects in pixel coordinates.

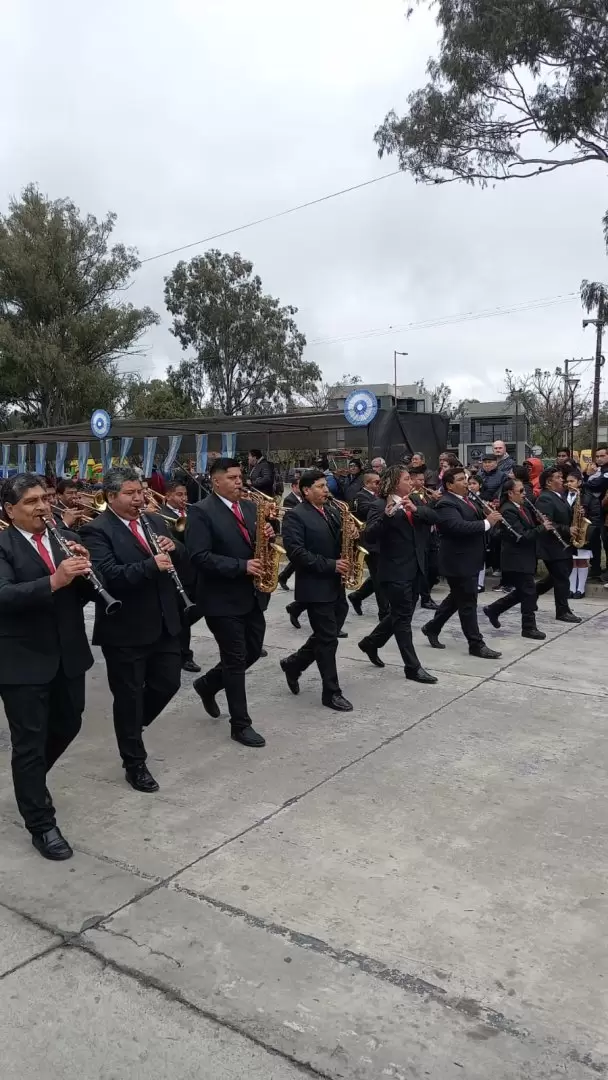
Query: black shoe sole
[
  {"left": 125, "top": 773, "right": 160, "bottom": 793},
  {"left": 358, "top": 642, "right": 385, "bottom": 668},
  {"left": 193, "top": 680, "right": 221, "bottom": 718},
  {"left": 421, "top": 626, "right": 445, "bottom": 649},
  {"left": 322, "top": 700, "right": 354, "bottom": 712},
  {"left": 280, "top": 660, "right": 300, "bottom": 694},
  {"left": 231, "top": 731, "right": 266, "bottom": 747}
]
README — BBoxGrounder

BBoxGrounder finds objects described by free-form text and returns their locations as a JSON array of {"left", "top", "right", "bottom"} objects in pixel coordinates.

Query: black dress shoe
[
  {"left": 231, "top": 725, "right": 266, "bottom": 747},
  {"left": 125, "top": 764, "right": 159, "bottom": 793},
  {"left": 483, "top": 605, "right": 501, "bottom": 629},
  {"left": 477, "top": 585, "right": 486, "bottom": 593},
  {"left": 358, "top": 639, "right": 385, "bottom": 668},
  {"left": 338, "top": 630, "right": 348, "bottom": 639},
  {"left": 193, "top": 676, "right": 221, "bottom": 718},
  {"left": 286, "top": 604, "right": 301, "bottom": 630},
  {"left": 421, "top": 623, "right": 445, "bottom": 649},
  {"left": 522, "top": 628, "right": 546, "bottom": 640},
  {"left": 31, "top": 826, "right": 73, "bottom": 861},
  {"left": 322, "top": 693, "right": 353, "bottom": 712},
  {"left": 573, "top": 591, "right": 583, "bottom": 599},
  {"left": 260, "top": 648, "right": 268, "bottom": 658},
  {"left": 405, "top": 666, "right": 438, "bottom": 684},
  {"left": 420, "top": 598, "right": 439, "bottom": 610},
  {"left": 280, "top": 657, "right": 300, "bottom": 695},
  {"left": 556, "top": 611, "right": 582, "bottom": 624},
  {"left": 348, "top": 593, "right": 363, "bottom": 616},
  {"left": 278, "top": 577, "right": 290, "bottom": 591},
  {"left": 182, "top": 659, "right": 201, "bottom": 673},
  {"left": 469, "top": 644, "right": 502, "bottom": 659}
]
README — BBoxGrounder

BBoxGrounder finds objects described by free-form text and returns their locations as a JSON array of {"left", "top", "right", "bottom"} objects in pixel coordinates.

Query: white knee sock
[
  {"left": 569, "top": 568, "right": 578, "bottom": 593},
  {"left": 478, "top": 568, "right": 486, "bottom": 588},
  {"left": 577, "top": 566, "right": 588, "bottom": 594}
]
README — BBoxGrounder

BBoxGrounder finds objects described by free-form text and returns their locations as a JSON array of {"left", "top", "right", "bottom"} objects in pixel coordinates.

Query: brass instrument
[
  {"left": 326, "top": 496, "right": 367, "bottom": 591},
  {"left": 240, "top": 488, "right": 286, "bottom": 593},
  {"left": 570, "top": 492, "right": 592, "bottom": 549}
]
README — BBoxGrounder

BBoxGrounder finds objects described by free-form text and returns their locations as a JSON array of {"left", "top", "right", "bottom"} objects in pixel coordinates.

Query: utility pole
[
  {"left": 393, "top": 351, "right": 408, "bottom": 403},
  {"left": 583, "top": 293, "right": 606, "bottom": 455}
]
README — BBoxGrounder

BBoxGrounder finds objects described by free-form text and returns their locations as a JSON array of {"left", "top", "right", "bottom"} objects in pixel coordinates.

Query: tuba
[
  {"left": 326, "top": 496, "right": 368, "bottom": 591},
  {"left": 240, "top": 488, "right": 286, "bottom": 593},
  {"left": 570, "top": 492, "right": 591, "bottom": 549}
]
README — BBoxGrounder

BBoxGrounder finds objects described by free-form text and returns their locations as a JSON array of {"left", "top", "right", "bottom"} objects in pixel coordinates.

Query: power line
[
  {"left": 306, "top": 293, "right": 579, "bottom": 348},
  {"left": 140, "top": 171, "right": 402, "bottom": 264}
]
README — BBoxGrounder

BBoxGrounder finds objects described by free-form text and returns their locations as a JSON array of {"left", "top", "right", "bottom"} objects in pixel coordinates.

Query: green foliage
[
  {"left": 119, "top": 376, "right": 200, "bottom": 420},
  {"left": 375, "top": 1, "right": 608, "bottom": 198},
  {"left": 505, "top": 366, "right": 591, "bottom": 455},
  {"left": 0, "top": 185, "right": 158, "bottom": 428},
  {"left": 164, "top": 249, "right": 321, "bottom": 416}
]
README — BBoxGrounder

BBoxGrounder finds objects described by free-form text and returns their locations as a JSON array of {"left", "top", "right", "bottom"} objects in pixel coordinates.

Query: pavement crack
[{"left": 100, "top": 925, "right": 183, "bottom": 968}]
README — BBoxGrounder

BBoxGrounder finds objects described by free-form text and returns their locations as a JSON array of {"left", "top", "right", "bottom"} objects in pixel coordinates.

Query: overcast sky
[{"left": 2, "top": 0, "right": 607, "bottom": 404}]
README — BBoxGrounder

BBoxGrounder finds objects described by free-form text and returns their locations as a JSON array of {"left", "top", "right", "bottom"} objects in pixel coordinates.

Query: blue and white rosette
[{"left": 343, "top": 389, "right": 378, "bottom": 427}]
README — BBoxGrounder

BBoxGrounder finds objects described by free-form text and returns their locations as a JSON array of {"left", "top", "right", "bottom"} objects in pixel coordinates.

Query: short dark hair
[
  {"left": 513, "top": 464, "right": 530, "bottom": 482},
  {"left": 539, "top": 466, "right": 562, "bottom": 489},
  {"left": 210, "top": 457, "right": 240, "bottom": 476},
  {"left": 165, "top": 479, "right": 187, "bottom": 494},
  {"left": 1, "top": 472, "right": 47, "bottom": 508},
  {"left": 597, "top": 444, "right": 608, "bottom": 453},
  {"left": 348, "top": 458, "right": 362, "bottom": 469},
  {"left": 439, "top": 452, "right": 461, "bottom": 467},
  {"left": 249, "top": 449, "right": 262, "bottom": 460},
  {"left": 566, "top": 470, "right": 581, "bottom": 481},
  {"left": 482, "top": 453, "right": 497, "bottom": 463},
  {"left": 408, "top": 465, "right": 426, "bottom": 476},
  {"left": 556, "top": 447, "right": 571, "bottom": 456},
  {"left": 468, "top": 475, "right": 480, "bottom": 485},
  {"left": 56, "top": 478, "right": 77, "bottom": 496},
  {"left": 103, "top": 466, "right": 141, "bottom": 496},
  {"left": 500, "top": 478, "right": 518, "bottom": 502},
  {"left": 362, "top": 469, "right": 379, "bottom": 481},
  {"left": 443, "top": 467, "right": 466, "bottom": 489},
  {"left": 299, "top": 469, "right": 325, "bottom": 493}
]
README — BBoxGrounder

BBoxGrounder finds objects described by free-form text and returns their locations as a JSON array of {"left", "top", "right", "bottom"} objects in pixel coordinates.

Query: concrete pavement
[{"left": 1, "top": 587, "right": 607, "bottom": 1078}]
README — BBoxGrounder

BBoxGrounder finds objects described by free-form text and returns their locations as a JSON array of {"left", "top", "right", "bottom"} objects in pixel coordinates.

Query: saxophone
[
  {"left": 240, "top": 488, "right": 286, "bottom": 593},
  {"left": 570, "top": 492, "right": 591, "bottom": 549},
  {"left": 327, "top": 496, "right": 368, "bottom": 591}
]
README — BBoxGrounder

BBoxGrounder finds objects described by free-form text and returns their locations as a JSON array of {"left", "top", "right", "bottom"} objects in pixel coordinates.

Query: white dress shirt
[{"left": 110, "top": 510, "right": 150, "bottom": 547}]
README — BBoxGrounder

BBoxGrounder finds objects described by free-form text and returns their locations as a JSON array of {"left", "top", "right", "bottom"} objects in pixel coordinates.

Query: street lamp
[
  {"left": 566, "top": 376, "right": 580, "bottom": 454},
  {"left": 393, "top": 351, "right": 408, "bottom": 402}
]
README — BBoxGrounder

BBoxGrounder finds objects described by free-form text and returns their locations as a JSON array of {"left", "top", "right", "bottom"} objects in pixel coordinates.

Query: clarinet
[
  {"left": 44, "top": 517, "right": 121, "bottom": 615},
  {"left": 522, "top": 496, "right": 570, "bottom": 550},
  {"left": 139, "top": 512, "right": 195, "bottom": 613},
  {"left": 468, "top": 492, "right": 521, "bottom": 542}
]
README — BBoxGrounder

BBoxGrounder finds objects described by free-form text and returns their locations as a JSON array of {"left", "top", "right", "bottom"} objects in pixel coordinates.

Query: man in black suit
[
  {"left": 409, "top": 468, "right": 440, "bottom": 609},
  {"left": 81, "top": 467, "right": 184, "bottom": 793},
  {"left": 0, "top": 473, "right": 94, "bottom": 860},
  {"left": 160, "top": 480, "right": 201, "bottom": 673},
  {"left": 279, "top": 469, "right": 353, "bottom": 711},
  {"left": 247, "top": 449, "right": 275, "bottom": 497},
  {"left": 534, "top": 466, "right": 581, "bottom": 623},
  {"left": 185, "top": 457, "right": 272, "bottom": 747},
  {"left": 357, "top": 466, "right": 438, "bottom": 681},
  {"left": 278, "top": 474, "right": 302, "bottom": 591},
  {"left": 347, "top": 470, "right": 384, "bottom": 617},
  {"left": 482, "top": 478, "right": 546, "bottom": 638},
  {"left": 421, "top": 467, "right": 503, "bottom": 658}
]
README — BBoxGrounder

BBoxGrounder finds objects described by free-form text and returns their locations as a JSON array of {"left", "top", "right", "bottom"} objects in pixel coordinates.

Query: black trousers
[
  {"left": 484, "top": 571, "right": 537, "bottom": 625},
  {"left": 179, "top": 602, "right": 204, "bottom": 663},
  {"left": 278, "top": 561, "right": 295, "bottom": 585},
  {"left": 420, "top": 544, "right": 439, "bottom": 602},
  {"left": 536, "top": 557, "right": 572, "bottom": 616},
  {"left": 285, "top": 593, "right": 348, "bottom": 698},
  {"left": 204, "top": 606, "right": 266, "bottom": 730},
  {"left": 424, "top": 574, "right": 484, "bottom": 647},
  {"left": 103, "top": 632, "right": 182, "bottom": 768},
  {"left": 350, "top": 553, "right": 391, "bottom": 618},
  {"left": 1, "top": 668, "right": 84, "bottom": 834},
  {"left": 364, "top": 575, "right": 423, "bottom": 672}
]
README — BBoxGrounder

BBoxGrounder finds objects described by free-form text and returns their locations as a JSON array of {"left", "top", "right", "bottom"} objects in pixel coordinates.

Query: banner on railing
[
  {"left": 17, "top": 444, "right": 27, "bottom": 473},
  {"left": 99, "top": 438, "right": 112, "bottom": 475},
  {"left": 220, "top": 432, "right": 237, "bottom": 457},
  {"left": 142, "top": 436, "right": 157, "bottom": 478},
  {"left": 77, "top": 442, "right": 90, "bottom": 480},
  {"left": 1, "top": 444, "right": 9, "bottom": 479},
  {"left": 119, "top": 437, "right": 133, "bottom": 464},
  {"left": 55, "top": 441, "right": 68, "bottom": 478},
  {"left": 34, "top": 443, "right": 47, "bottom": 475},
  {"left": 163, "top": 434, "right": 182, "bottom": 473},
  {"left": 195, "top": 433, "right": 208, "bottom": 475}
]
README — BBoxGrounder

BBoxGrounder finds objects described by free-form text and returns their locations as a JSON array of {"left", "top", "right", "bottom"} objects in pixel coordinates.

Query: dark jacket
[
  {"left": 185, "top": 493, "right": 269, "bottom": 617},
  {"left": 0, "top": 526, "right": 93, "bottom": 684},
  {"left": 496, "top": 453, "right": 516, "bottom": 475},
  {"left": 434, "top": 492, "right": 488, "bottom": 578},
  {"left": 342, "top": 473, "right": 364, "bottom": 507},
  {"left": 352, "top": 487, "right": 380, "bottom": 554},
  {"left": 81, "top": 510, "right": 184, "bottom": 647},
  {"left": 282, "top": 490, "right": 303, "bottom": 510},
  {"left": 534, "top": 490, "right": 573, "bottom": 562},
  {"left": 585, "top": 468, "right": 608, "bottom": 505},
  {"left": 498, "top": 501, "right": 542, "bottom": 575},
  {"left": 281, "top": 500, "right": 343, "bottom": 604},
  {"left": 249, "top": 458, "right": 275, "bottom": 497},
  {"left": 477, "top": 468, "right": 504, "bottom": 502},
  {"left": 365, "top": 497, "right": 438, "bottom": 584}
]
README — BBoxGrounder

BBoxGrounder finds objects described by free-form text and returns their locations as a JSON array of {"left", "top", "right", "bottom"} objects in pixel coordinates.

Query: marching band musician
[
  {"left": 158, "top": 480, "right": 202, "bottom": 673},
  {"left": 357, "top": 466, "right": 438, "bottom": 682},
  {"left": 277, "top": 473, "right": 302, "bottom": 592},
  {"left": 279, "top": 469, "right": 353, "bottom": 712},
  {"left": 482, "top": 479, "right": 547, "bottom": 639},
  {"left": 80, "top": 467, "right": 186, "bottom": 793},
  {"left": 185, "top": 457, "right": 272, "bottom": 748},
  {"left": 0, "top": 474, "right": 94, "bottom": 860},
  {"left": 534, "top": 467, "right": 581, "bottom": 623},
  {"left": 347, "top": 469, "right": 384, "bottom": 618}
]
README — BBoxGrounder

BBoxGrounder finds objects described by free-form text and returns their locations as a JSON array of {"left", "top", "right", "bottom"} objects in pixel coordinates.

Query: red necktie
[
  {"left": 314, "top": 505, "right": 327, "bottom": 519},
  {"left": 129, "top": 518, "right": 153, "bottom": 554},
  {"left": 464, "top": 498, "right": 476, "bottom": 510},
  {"left": 231, "top": 502, "right": 251, "bottom": 544},
  {"left": 33, "top": 532, "right": 55, "bottom": 573},
  {"left": 519, "top": 507, "right": 529, "bottom": 523},
  {"left": 405, "top": 509, "right": 414, "bottom": 525}
]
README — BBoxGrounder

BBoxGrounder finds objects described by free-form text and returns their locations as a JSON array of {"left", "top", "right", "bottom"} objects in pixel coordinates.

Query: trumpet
[
  {"left": 138, "top": 511, "right": 195, "bottom": 612},
  {"left": 467, "top": 492, "right": 521, "bottom": 542},
  {"left": 522, "top": 495, "right": 570, "bottom": 549},
  {"left": 44, "top": 516, "right": 121, "bottom": 615}
]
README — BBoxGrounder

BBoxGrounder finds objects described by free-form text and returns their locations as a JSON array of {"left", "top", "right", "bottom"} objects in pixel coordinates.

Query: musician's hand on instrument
[
  {"left": 50, "top": 557, "right": 91, "bottom": 591},
  {"left": 246, "top": 559, "right": 264, "bottom": 577},
  {"left": 65, "top": 541, "right": 89, "bottom": 558},
  {"left": 426, "top": 488, "right": 441, "bottom": 501},
  {"left": 153, "top": 553, "right": 173, "bottom": 572},
  {"left": 335, "top": 558, "right": 350, "bottom": 575},
  {"left": 486, "top": 510, "right": 502, "bottom": 527},
  {"left": 569, "top": 525, "right": 578, "bottom": 537},
  {"left": 61, "top": 508, "right": 81, "bottom": 528},
  {"left": 541, "top": 515, "right": 555, "bottom": 530},
  {"left": 402, "top": 497, "right": 416, "bottom": 514},
  {"left": 263, "top": 522, "right": 275, "bottom": 539},
  {"left": 156, "top": 535, "right": 175, "bottom": 553}
]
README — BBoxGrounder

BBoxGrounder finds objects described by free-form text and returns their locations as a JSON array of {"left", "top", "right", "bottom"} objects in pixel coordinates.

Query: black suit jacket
[
  {"left": 498, "top": 501, "right": 541, "bottom": 575},
  {"left": 434, "top": 493, "right": 488, "bottom": 577},
  {"left": 249, "top": 458, "right": 275, "bottom": 496},
  {"left": 0, "top": 526, "right": 93, "bottom": 684},
  {"left": 534, "top": 491, "right": 573, "bottom": 562},
  {"left": 185, "top": 493, "right": 269, "bottom": 617},
  {"left": 365, "top": 498, "right": 438, "bottom": 584},
  {"left": 352, "top": 488, "right": 380, "bottom": 553},
  {"left": 281, "top": 501, "right": 343, "bottom": 604},
  {"left": 282, "top": 491, "right": 302, "bottom": 510},
  {"left": 80, "top": 510, "right": 183, "bottom": 647}
]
